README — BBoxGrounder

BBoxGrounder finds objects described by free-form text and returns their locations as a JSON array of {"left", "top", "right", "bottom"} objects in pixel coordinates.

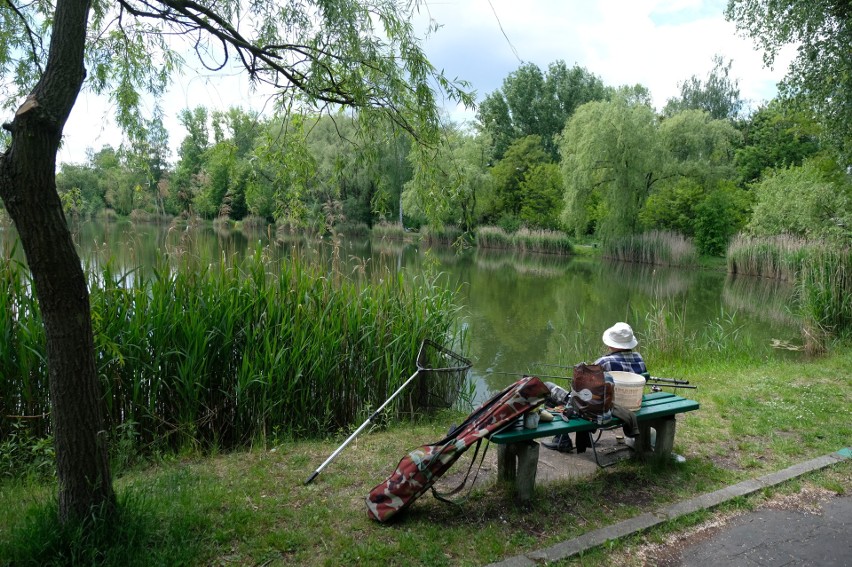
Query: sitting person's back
[
  {"left": 594, "top": 322, "right": 647, "bottom": 376},
  {"left": 542, "top": 321, "right": 646, "bottom": 453}
]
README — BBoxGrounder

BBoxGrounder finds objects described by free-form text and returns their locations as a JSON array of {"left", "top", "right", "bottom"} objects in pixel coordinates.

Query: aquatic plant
[
  {"left": 0, "top": 244, "right": 465, "bottom": 458},
  {"left": 603, "top": 230, "right": 697, "bottom": 267}
]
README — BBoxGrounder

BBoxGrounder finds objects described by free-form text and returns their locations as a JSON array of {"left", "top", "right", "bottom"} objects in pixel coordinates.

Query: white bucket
[{"left": 609, "top": 371, "right": 646, "bottom": 411}]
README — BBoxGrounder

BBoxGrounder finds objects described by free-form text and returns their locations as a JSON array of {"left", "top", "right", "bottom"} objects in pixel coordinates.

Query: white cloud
[{"left": 57, "top": 0, "right": 794, "bottom": 165}]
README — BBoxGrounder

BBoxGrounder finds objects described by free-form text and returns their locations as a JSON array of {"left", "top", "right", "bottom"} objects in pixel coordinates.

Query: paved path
[
  {"left": 673, "top": 494, "right": 852, "bottom": 566},
  {"left": 487, "top": 448, "right": 851, "bottom": 567}
]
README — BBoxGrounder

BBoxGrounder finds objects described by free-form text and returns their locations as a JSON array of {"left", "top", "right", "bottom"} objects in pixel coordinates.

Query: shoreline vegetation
[{"left": 1, "top": 243, "right": 468, "bottom": 457}]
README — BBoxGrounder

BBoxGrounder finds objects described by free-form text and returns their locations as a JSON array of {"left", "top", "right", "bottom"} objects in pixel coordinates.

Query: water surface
[{"left": 3, "top": 220, "right": 803, "bottom": 402}]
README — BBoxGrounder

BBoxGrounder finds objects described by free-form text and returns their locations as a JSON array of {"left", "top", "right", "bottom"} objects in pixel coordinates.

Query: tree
[
  {"left": 0, "top": 0, "right": 470, "bottom": 525},
  {"left": 725, "top": 0, "right": 852, "bottom": 160},
  {"left": 402, "top": 124, "right": 491, "bottom": 231},
  {"left": 478, "top": 61, "right": 609, "bottom": 160},
  {"left": 734, "top": 99, "right": 822, "bottom": 184},
  {"left": 747, "top": 160, "right": 852, "bottom": 240},
  {"left": 663, "top": 55, "right": 743, "bottom": 120},
  {"left": 518, "top": 163, "right": 562, "bottom": 230},
  {"left": 559, "top": 95, "right": 661, "bottom": 240},
  {"left": 490, "top": 135, "right": 551, "bottom": 221}
]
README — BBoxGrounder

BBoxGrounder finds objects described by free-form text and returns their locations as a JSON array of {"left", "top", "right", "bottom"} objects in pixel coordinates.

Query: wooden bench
[{"left": 490, "top": 392, "right": 700, "bottom": 500}]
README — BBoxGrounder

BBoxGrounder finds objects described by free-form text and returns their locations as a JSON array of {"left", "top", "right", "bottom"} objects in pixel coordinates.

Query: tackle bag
[
  {"left": 570, "top": 363, "right": 614, "bottom": 424},
  {"left": 365, "top": 375, "right": 550, "bottom": 522}
]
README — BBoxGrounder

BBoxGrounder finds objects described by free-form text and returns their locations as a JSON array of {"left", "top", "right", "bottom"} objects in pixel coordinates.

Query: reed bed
[
  {"left": 0, "top": 245, "right": 465, "bottom": 456},
  {"left": 419, "top": 224, "right": 465, "bottom": 247},
  {"left": 726, "top": 234, "right": 811, "bottom": 280},
  {"left": 603, "top": 230, "right": 698, "bottom": 267},
  {"left": 726, "top": 234, "right": 852, "bottom": 352},
  {"left": 797, "top": 245, "right": 852, "bottom": 353},
  {"left": 475, "top": 226, "right": 572, "bottom": 255},
  {"left": 512, "top": 228, "right": 572, "bottom": 254},
  {"left": 370, "top": 221, "right": 411, "bottom": 241},
  {"left": 639, "top": 298, "right": 757, "bottom": 366},
  {"left": 474, "top": 226, "right": 513, "bottom": 249}
]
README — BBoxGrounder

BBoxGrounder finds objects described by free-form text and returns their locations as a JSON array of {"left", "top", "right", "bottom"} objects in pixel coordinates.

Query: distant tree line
[{"left": 54, "top": 54, "right": 850, "bottom": 256}]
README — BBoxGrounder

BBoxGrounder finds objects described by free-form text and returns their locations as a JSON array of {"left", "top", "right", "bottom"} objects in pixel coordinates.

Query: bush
[
  {"left": 747, "top": 160, "right": 852, "bottom": 240},
  {"left": 694, "top": 182, "right": 751, "bottom": 256}
]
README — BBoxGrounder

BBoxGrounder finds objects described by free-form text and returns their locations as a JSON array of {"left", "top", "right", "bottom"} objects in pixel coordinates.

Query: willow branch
[{"left": 4, "top": 0, "right": 44, "bottom": 75}]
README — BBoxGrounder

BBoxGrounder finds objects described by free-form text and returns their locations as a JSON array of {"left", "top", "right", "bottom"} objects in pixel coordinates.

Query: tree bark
[{"left": 0, "top": 0, "right": 115, "bottom": 523}]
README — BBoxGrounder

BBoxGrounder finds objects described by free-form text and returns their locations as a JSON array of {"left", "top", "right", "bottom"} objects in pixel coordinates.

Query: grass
[
  {"left": 1, "top": 346, "right": 849, "bottom": 566},
  {"left": 603, "top": 230, "right": 698, "bottom": 267}
]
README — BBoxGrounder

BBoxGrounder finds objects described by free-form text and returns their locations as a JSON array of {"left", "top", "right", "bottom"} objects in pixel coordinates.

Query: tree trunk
[{"left": 0, "top": 0, "right": 115, "bottom": 523}]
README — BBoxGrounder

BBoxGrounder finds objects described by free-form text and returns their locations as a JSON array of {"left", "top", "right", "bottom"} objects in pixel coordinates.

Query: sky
[{"left": 56, "top": 0, "right": 795, "bottom": 166}]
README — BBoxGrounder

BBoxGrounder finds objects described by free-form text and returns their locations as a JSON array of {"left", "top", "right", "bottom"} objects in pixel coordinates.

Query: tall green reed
[
  {"left": 603, "top": 230, "right": 697, "bottom": 266},
  {"left": 0, "top": 247, "right": 49, "bottom": 441},
  {"left": 1, "top": 242, "right": 465, "bottom": 460},
  {"left": 797, "top": 245, "right": 852, "bottom": 353},
  {"left": 726, "top": 234, "right": 852, "bottom": 352},
  {"left": 474, "top": 226, "right": 572, "bottom": 255},
  {"left": 638, "top": 297, "right": 757, "bottom": 368},
  {"left": 726, "top": 234, "right": 810, "bottom": 280}
]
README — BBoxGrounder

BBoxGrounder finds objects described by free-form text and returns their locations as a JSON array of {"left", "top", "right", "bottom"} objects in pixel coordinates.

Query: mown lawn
[{"left": 1, "top": 348, "right": 850, "bottom": 566}]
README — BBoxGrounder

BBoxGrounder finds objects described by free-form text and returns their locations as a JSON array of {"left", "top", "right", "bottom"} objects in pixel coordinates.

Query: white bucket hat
[{"left": 602, "top": 322, "right": 638, "bottom": 350}]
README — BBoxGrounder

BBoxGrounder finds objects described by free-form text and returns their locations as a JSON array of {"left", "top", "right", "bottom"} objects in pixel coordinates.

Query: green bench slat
[{"left": 491, "top": 393, "right": 699, "bottom": 445}]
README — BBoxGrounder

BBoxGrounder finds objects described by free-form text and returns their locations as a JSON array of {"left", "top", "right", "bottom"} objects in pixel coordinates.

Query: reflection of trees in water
[
  {"left": 473, "top": 248, "right": 572, "bottom": 278},
  {"left": 723, "top": 274, "right": 798, "bottom": 325},
  {"left": 601, "top": 259, "right": 693, "bottom": 298}
]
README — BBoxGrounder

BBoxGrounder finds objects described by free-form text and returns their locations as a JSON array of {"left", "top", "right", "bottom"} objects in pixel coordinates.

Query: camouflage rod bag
[{"left": 366, "top": 376, "right": 550, "bottom": 522}]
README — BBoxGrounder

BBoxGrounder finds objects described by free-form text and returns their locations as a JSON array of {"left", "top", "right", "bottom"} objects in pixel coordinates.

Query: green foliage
[
  {"left": 663, "top": 55, "right": 743, "bottom": 120},
  {"left": 693, "top": 182, "right": 751, "bottom": 256},
  {"left": 518, "top": 163, "right": 563, "bottom": 229},
  {"left": 659, "top": 109, "right": 741, "bottom": 188},
  {"left": 747, "top": 159, "right": 852, "bottom": 240},
  {"left": 0, "top": 423, "right": 55, "bottom": 481},
  {"left": 490, "top": 135, "right": 551, "bottom": 219},
  {"left": 735, "top": 99, "right": 822, "bottom": 184},
  {"left": 560, "top": 96, "right": 661, "bottom": 241},
  {"left": 726, "top": 0, "right": 852, "bottom": 160},
  {"left": 641, "top": 179, "right": 705, "bottom": 236},
  {"left": 478, "top": 61, "right": 610, "bottom": 160},
  {"left": 403, "top": 124, "right": 491, "bottom": 231}
]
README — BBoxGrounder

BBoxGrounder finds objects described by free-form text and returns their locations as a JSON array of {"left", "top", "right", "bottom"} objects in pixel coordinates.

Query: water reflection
[{"left": 2, "top": 221, "right": 805, "bottom": 401}]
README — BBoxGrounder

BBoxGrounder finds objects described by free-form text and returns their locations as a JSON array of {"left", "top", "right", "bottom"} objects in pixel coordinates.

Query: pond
[{"left": 2, "top": 220, "right": 803, "bottom": 403}]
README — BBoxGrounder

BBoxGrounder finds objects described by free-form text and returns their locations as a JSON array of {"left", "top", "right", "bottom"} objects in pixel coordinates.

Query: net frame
[{"left": 409, "top": 339, "right": 472, "bottom": 413}]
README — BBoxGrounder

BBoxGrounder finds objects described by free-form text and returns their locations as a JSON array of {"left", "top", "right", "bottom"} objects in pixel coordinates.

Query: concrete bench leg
[
  {"left": 636, "top": 417, "right": 676, "bottom": 460},
  {"left": 496, "top": 441, "right": 539, "bottom": 501},
  {"left": 497, "top": 443, "right": 517, "bottom": 482},
  {"left": 653, "top": 416, "right": 676, "bottom": 457}
]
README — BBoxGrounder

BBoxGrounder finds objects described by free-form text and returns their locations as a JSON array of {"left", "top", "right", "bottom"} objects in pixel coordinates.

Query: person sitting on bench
[{"left": 543, "top": 322, "right": 647, "bottom": 452}]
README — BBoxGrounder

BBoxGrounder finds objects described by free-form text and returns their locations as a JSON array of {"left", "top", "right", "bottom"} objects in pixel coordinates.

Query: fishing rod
[
  {"left": 485, "top": 370, "right": 697, "bottom": 389},
  {"left": 531, "top": 363, "right": 692, "bottom": 386}
]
